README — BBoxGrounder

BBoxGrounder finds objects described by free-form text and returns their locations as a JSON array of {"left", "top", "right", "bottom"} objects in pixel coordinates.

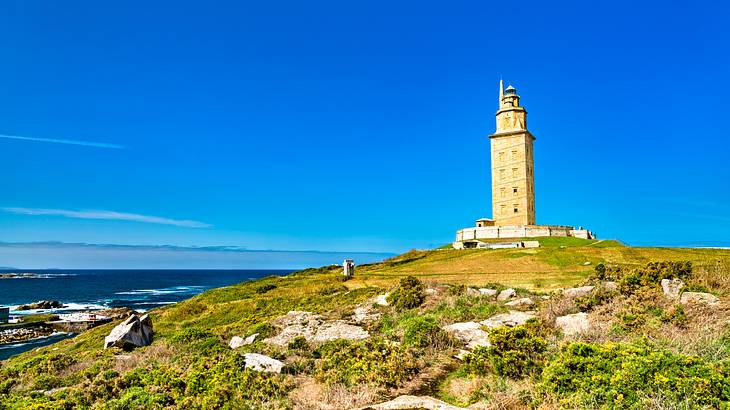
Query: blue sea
[{"left": 0, "top": 269, "right": 292, "bottom": 359}]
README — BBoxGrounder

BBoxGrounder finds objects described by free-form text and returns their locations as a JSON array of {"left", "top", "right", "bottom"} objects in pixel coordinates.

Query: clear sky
[{"left": 1, "top": 1, "right": 729, "bottom": 267}]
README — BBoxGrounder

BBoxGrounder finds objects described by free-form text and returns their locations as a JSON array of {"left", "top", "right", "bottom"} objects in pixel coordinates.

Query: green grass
[{"left": 2, "top": 240, "right": 730, "bottom": 408}]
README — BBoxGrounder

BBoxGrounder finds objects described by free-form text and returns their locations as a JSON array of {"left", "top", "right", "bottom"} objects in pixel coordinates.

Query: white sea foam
[
  {"left": 9, "top": 302, "right": 108, "bottom": 315},
  {"left": 0, "top": 332, "right": 73, "bottom": 350},
  {"left": 115, "top": 285, "right": 206, "bottom": 296}
]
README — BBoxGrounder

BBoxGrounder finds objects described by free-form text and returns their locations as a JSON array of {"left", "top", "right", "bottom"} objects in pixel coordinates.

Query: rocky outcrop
[
  {"left": 680, "top": 292, "right": 720, "bottom": 306},
  {"left": 465, "top": 287, "right": 481, "bottom": 297},
  {"left": 478, "top": 288, "right": 498, "bottom": 298},
  {"left": 661, "top": 278, "right": 685, "bottom": 299},
  {"left": 360, "top": 395, "right": 466, "bottom": 410},
  {"left": 563, "top": 286, "right": 595, "bottom": 299},
  {"left": 374, "top": 294, "right": 390, "bottom": 306},
  {"left": 229, "top": 333, "right": 258, "bottom": 349},
  {"left": 243, "top": 353, "right": 284, "bottom": 373},
  {"left": 443, "top": 322, "right": 490, "bottom": 349},
  {"left": 505, "top": 297, "right": 534, "bottom": 308},
  {"left": 103, "top": 314, "right": 153, "bottom": 349},
  {"left": 555, "top": 312, "right": 590, "bottom": 336},
  {"left": 480, "top": 311, "right": 536, "bottom": 329},
  {"left": 264, "top": 311, "right": 369, "bottom": 346},
  {"left": 602, "top": 281, "right": 618, "bottom": 292},
  {"left": 496, "top": 288, "right": 517, "bottom": 301},
  {"left": 444, "top": 311, "right": 537, "bottom": 350},
  {"left": 16, "top": 300, "right": 64, "bottom": 310}
]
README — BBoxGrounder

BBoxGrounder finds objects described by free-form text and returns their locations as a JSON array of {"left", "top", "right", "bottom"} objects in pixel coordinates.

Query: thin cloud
[
  {"left": 2, "top": 207, "right": 211, "bottom": 228},
  {"left": 0, "top": 134, "right": 125, "bottom": 149}
]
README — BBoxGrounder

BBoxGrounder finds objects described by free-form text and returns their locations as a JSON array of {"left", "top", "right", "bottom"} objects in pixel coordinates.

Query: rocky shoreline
[{"left": 0, "top": 327, "right": 55, "bottom": 344}]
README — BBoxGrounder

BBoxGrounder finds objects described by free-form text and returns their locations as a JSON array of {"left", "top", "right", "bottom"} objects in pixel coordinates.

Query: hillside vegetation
[{"left": 2, "top": 238, "right": 730, "bottom": 409}]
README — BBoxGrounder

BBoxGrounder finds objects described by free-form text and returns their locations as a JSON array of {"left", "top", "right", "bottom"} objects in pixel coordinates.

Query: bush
[
  {"left": 401, "top": 315, "right": 452, "bottom": 349},
  {"left": 318, "top": 284, "right": 348, "bottom": 296},
  {"left": 287, "top": 336, "right": 309, "bottom": 351},
  {"left": 247, "top": 322, "right": 275, "bottom": 338},
  {"left": 255, "top": 283, "right": 277, "bottom": 294},
  {"left": 447, "top": 284, "right": 466, "bottom": 296},
  {"left": 387, "top": 276, "right": 426, "bottom": 311},
  {"left": 314, "top": 337, "right": 421, "bottom": 388},
  {"left": 589, "top": 261, "right": 693, "bottom": 295},
  {"left": 464, "top": 322, "right": 547, "bottom": 379},
  {"left": 541, "top": 341, "right": 730, "bottom": 408}
]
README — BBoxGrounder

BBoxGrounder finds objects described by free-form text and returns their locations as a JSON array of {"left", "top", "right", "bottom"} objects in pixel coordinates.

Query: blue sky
[{"left": 1, "top": 1, "right": 729, "bottom": 267}]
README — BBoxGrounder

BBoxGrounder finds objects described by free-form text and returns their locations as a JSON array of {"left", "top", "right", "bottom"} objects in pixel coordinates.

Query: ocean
[{"left": 0, "top": 269, "right": 292, "bottom": 359}]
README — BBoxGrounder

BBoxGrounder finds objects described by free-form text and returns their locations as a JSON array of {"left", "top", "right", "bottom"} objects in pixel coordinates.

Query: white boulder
[
  {"left": 556, "top": 312, "right": 590, "bottom": 336},
  {"left": 103, "top": 314, "right": 153, "bottom": 349},
  {"left": 360, "top": 395, "right": 467, "bottom": 410},
  {"left": 563, "top": 286, "right": 595, "bottom": 299},
  {"left": 465, "top": 287, "right": 481, "bottom": 297},
  {"left": 229, "top": 333, "right": 258, "bottom": 349},
  {"left": 661, "top": 278, "right": 685, "bottom": 299},
  {"left": 442, "top": 322, "right": 490, "bottom": 349},
  {"left": 497, "top": 288, "right": 517, "bottom": 301},
  {"left": 481, "top": 311, "right": 536, "bottom": 329},
  {"left": 505, "top": 297, "right": 534, "bottom": 308},
  {"left": 243, "top": 353, "right": 284, "bottom": 373},
  {"left": 478, "top": 288, "right": 498, "bottom": 297},
  {"left": 680, "top": 292, "right": 719, "bottom": 306}
]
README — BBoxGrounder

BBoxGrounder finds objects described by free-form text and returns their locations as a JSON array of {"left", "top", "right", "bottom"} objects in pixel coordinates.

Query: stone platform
[{"left": 453, "top": 224, "right": 594, "bottom": 249}]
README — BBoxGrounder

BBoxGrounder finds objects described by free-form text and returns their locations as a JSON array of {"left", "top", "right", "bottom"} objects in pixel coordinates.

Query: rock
[
  {"left": 265, "top": 311, "right": 369, "bottom": 346},
  {"left": 478, "top": 288, "right": 498, "bottom": 297},
  {"left": 360, "top": 395, "right": 466, "bottom": 410},
  {"left": 455, "top": 349, "right": 471, "bottom": 360},
  {"left": 442, "top": 322, "right": 490, "bottom": 349},
  {"left": 272, "top": 311, "right": 322, "bottom": 327},
  {"left": 481, "top": 311, "right": 536, "bottom": 329},
  {"left": 496, "top": 288, "right": 517, "bottom": 301},
  {"left": 563, "top": 286, "right": 595, "bottom": 299},
  {"left": 505, "top": 297, "right": 534, "bottom": 308},
  {"left": 603, "top": 281, "right": 618, "bottom": 291},
  {"left": 425, "top": 288, "right": 438, "bottom": 295},
  {"left": 352, "top": 304, "right": 381, "bottom": 324},
  {"left": 555, "top": 312, "right": 590, "bottom": 336},
  {"left": 229, "top": 333, "right": 258, "bottom": 349},
  {"left": 374, "top": 293, "right": 390, "bottom": 306},
  {"left": 103, "top": 314, "right": 153, "bottom": 349},
  {"left": 661, "top": 278, "right": 685, "bottom": 299},
  {"left": 243, "top": 353, "right": 284, "bottom": 373},
  {"left": 465, "top": 287, "right": 481, "bottom": 297},
  {"left": 311, "top": 321, "right": 369, "bottom": 343},
  {"left": 16, "top": 300, "right": 64, "bottom": 310},
  {"left": 680, "top": 292, "right": 720, "bottom": 306}
]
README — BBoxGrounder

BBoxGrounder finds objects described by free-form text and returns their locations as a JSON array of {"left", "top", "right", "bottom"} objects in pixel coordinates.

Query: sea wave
[
  {"left": 0, "top": 272, "right": 79, "bottom": 279},
  {"left": 114, "top": 285, "right": 206, "bottom": 296},
  {"left": 9, "top": 302, "right": 108, "bottom": 315}
]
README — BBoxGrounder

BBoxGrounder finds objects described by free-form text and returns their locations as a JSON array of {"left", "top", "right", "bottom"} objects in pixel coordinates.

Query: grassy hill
[{"left": 2, "top": 238, "right": 730, "bottom": 409}]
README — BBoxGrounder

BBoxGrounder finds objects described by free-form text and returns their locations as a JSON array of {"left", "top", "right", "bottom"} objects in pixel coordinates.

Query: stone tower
[{"left": 489, "top": 80, "right": 536, "bottom": 226}]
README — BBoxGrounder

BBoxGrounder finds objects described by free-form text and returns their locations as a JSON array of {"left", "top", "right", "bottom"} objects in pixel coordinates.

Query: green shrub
[
  {"left": 387, "top": 276, "right": 426, "bottom": 311},
  {"left": 170, "top": 327, "right": 216, "bottom": 343},
  {"left": 447, "top": 284, "right": 466, "bottom": 296},
  {"left": 401, "top": 315, "right": 452, "bottom": 349},
  {"left": 574, "top": 285, "right": 616, "bottom": 311},
  {"left": 464, "top": 322, "right": 547, "bottom": 379},
  {"left": 287, "top": 336, "right": 309, "bottom": 351},
  {"left": 661, "top": 304, "right": 687, "bottom": 327},
  {"left": 541, "top": 341, "right": 730, "bottom": 408},
  {"left": 255, "top": 283, "right": 277, "bottom": 294},
  {"left": 318, "top": 284, "right": 348, "bottom": 296},
  {"left": 314, "top": 337, "right": 421, "bottom": 388},
  {"left": 247, "top": 322, "right": 275, "bottom": 338}
]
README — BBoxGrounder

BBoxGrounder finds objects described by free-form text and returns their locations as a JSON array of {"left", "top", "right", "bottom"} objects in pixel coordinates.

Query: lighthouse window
[
  {"left": 513, "top": 187, "right": 518, "bottom": 196},
  {"left": 512, "top": 168, "right": 518, "bottom": 177},
  {"left": 514, "top": 207, "right": 519, "bottom": 213},
  {"left": 500, "top": 187, "right": 506, "bottom": 198}
]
